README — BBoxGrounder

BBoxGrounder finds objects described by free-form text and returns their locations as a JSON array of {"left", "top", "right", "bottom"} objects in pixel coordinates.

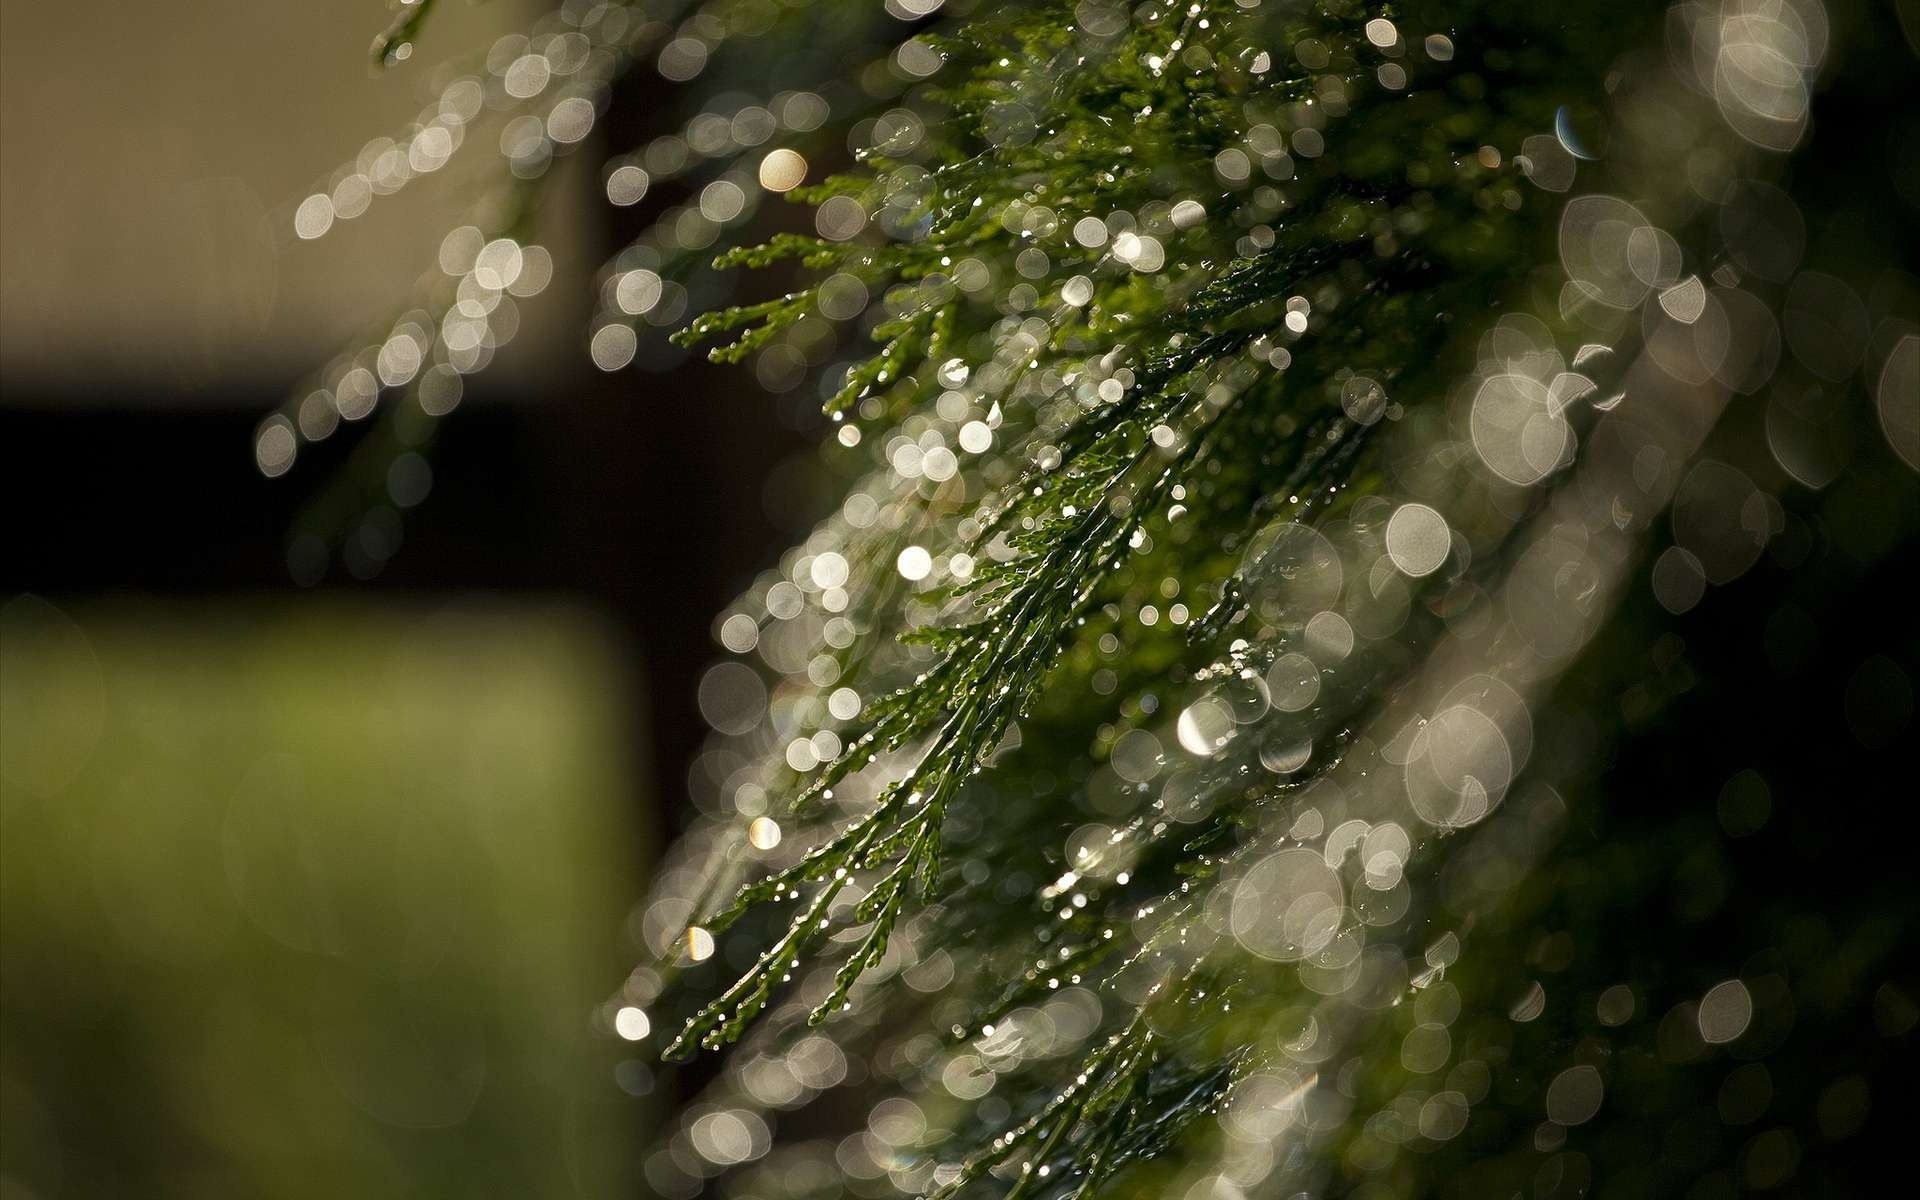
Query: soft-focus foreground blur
[{"left": 1, "top": 0, "right": 809, "bottom": 1194}]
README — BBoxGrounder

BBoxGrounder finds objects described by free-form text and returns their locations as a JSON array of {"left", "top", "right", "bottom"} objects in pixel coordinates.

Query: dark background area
[{"left": 0, "top": 364, "right": 805, "bottom": 845}]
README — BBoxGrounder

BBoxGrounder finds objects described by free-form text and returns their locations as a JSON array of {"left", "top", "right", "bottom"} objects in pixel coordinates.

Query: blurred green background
[
  {"left": 1, "top": 596, "right": 647, "bottom": 1196},
  {"left": 0, "top": 0, "right": 810, "bottom": 1188}
]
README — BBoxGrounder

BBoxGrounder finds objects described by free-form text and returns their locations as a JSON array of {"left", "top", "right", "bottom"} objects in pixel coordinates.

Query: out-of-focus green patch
[{"left": 0, "top": 595, "right": 647, "bottom": 1197}]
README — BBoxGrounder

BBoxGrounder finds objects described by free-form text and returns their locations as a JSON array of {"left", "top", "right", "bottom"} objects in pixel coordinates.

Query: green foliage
[
  {"left": 631, "top": 0, "right": 1915, "bottom": 1191},
  {"left": 278, "top": 0, "right": 1919, "bottom": 1194},
  {"left": 659, "top": 0, "right": 1615, "bottom": 1076}
]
